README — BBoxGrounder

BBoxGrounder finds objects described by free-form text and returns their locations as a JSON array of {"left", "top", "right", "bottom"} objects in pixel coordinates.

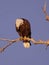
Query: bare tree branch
[
  {"left": 0, "top": 38, "right": 21, "bottom": 53},
  {"left": 42, "top": 1, "right": 47, "bottom": 15},
  {"left": 0, "top": 37, "right": 49, "bottom": 53},
  {"left": 42, "top": 1, "right": 49, "bottom": 21}
]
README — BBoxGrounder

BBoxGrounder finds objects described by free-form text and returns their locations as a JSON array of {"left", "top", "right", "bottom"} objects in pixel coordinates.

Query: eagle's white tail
[{"left": 23, "top": 42, "right": 31, "bottom": 48}]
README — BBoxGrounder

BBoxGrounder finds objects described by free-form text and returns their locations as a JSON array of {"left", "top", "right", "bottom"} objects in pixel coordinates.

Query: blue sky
[{"left": 0, "top": 0, "right": 49, "bottom": 65}]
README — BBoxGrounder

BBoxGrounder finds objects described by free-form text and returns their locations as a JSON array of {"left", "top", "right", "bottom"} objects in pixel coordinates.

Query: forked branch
[
  {"left": 0, "top": 37, "right": 49, "bottom": 53},
  {"left": 0, "top": 38, "right": 21, "bottom": 53}
]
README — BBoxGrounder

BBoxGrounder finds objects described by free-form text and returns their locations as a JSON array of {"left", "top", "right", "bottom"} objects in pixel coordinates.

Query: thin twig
[
  {"left": 0, "top": 38, "right": 10, "bottom": 41},
  {"left": 42, "top": 1, "right": 49, "bottom": 21},
  {"left": 42, "top": 1, "right": 47, "bottom": 15}
]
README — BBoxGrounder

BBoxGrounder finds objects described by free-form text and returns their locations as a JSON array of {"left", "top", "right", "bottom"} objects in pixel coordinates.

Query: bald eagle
[{"left": 15, "top": 18, "right": 31, "bottom": 48}]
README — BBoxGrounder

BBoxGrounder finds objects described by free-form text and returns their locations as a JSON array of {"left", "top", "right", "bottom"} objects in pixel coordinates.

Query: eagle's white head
[{"left": 16, "top": 18, "right": 24, "bottom": 29}]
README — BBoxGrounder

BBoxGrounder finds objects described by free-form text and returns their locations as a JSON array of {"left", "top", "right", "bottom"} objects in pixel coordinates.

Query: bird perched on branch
[{"left": 15, "top": 18, "right": 31, "bottom": 48}]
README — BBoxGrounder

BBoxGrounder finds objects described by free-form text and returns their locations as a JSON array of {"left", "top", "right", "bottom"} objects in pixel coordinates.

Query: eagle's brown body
[
  {"left": 16, "top": 18, "right": 31, "bottom": 38},
  {"left": 15, "top": 18, "right": 31, "bottom": 48}
]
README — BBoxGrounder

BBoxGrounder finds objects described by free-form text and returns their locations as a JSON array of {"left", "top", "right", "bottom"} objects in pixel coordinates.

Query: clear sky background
[{"left": 0, "top": 0, "right": 49, "bottom": 65}]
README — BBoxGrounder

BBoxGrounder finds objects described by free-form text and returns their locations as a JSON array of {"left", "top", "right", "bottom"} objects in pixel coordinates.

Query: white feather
[{"left": 23, "top": 42, "right": 30, "bottom": 48}]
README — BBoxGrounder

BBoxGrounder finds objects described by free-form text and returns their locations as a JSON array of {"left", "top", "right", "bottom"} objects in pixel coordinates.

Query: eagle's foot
[{"left": 23, "top": 36, "right": 27, "bottom": 41}]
